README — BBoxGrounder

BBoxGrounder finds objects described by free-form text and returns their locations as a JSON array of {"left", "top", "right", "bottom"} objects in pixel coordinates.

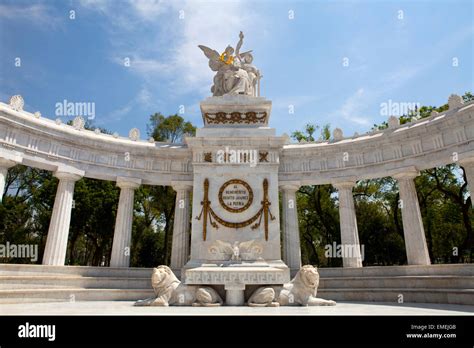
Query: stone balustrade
[{"left": 280, "top": 102, "right": 474, "bottom": 185}]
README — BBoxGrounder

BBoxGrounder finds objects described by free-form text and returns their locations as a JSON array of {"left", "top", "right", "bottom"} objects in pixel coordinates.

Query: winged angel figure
[
  {"left": 198, "top": 31, "right": 261, "bottom": 97},
  {"left": 210, "top": 240, "right": 263, "bottom": 261}
]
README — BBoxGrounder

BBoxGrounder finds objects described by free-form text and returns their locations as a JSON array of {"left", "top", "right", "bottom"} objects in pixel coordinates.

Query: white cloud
[
  {"left": 130, "top": 57, "right": 171, "bottom": 76},
  {"left": 80, "top": 0, "right": 262, "bottom": 97},
  {"left": 78, "top": 0, "right": 110, "bottom": 12},
  {"left": 102, "top": 87, "right": 157, "bottom": 124},
  {"left": 169, "top": 1, "right": 259, "bottom": 95},
  {"left": 137, "top": 87, "right": 152, "bottom": 105},
  {"left": 129, "top": 0, "right": 168, "bottom": 20},
  {"left": 0, "top": 4, "right": 61, "bottom": 28},
  {"left": 337, "top": 88, "right": 371, "bottom": 126},
  {"left": 332, "top": 22, "right": 474, "bottom": 131},
  {"left": 108, "top": 104, "right": 132, "bottom": 122}
]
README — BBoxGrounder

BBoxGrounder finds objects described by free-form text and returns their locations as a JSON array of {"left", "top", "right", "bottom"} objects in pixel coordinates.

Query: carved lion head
[
  {"left": 296, "top": 265, "right": 320, "bottom": 290},
  {"left": 151, "top": 265, "right": 179, "bottom": 296}
]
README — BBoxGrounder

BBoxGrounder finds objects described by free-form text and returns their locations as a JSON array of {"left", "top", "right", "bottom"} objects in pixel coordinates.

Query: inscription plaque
[{"left": 218, "top": 179, "right": 253, "bottom": 213}]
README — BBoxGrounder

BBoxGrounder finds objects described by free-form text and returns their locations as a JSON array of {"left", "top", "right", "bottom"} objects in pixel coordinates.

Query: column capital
[
  {"left": 333, "top": 180, "right": 357, "bottom": 190},
  {"left": 279, "top": 181, "right": 300, "bottom": 192},
  {"left": 54, "top": 165, "right": 84, "bottom": 182},
  {"left": 393, "top": 167, "right": 419, "bottom": 181},
  {"left": 116, "top": 177, "right": 141, "bottom": 189},
  {"left": 171, "top": 181, "right": 193, "bottom": 192}
]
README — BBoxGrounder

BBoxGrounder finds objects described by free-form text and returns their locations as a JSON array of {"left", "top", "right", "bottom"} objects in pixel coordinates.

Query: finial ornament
[
  {"left": 73, "top": 116, "right": 85, "bottom": 130},
  {"left": 129, "top": 128, "right": 140, "bottom": 141},
  {"left": 9, "top": 95, "right": 24, "bottom": 111}
]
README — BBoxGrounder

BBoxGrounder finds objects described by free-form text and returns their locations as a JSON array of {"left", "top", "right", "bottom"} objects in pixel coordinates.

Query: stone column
[
  {"left": 0, "top": 159, "right": 16, "bottom": 203},
  {"left": 225, "top": 283, "right": 245, "bottom": 306},
  {"left": 170, "top": 183, "right": 192, "bottom": 269},
  {"left": 334, "top": 181, "right": 363, "bottom": 268},
  {"left": 460, "top": 158, "right": 474, "bottom": 205},
  {"left": 280, "top": 184, "right": 301, "bottom": 272},
  {"left": 394, "top": 170, "right": 430, "bottom": 265},
  {"left": 110, "top": 177, "right": 141, "bottom": 268},
  {"left": 42, "top": 169, "right": 83, "bottom": 265}
]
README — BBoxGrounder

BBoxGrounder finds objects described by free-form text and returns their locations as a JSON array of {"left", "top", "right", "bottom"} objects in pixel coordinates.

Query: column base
[{"left": 343, "top": 257, "right": 363, "bottom": 268}]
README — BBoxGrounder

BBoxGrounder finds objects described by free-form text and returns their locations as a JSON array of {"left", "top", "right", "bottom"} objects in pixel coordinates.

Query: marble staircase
[
  {"left": 0, "top": 264, "right": 154, "bottom": 303},
  {"left": 318, "top": 264, "right": 474, "bottom": 305},
  {"left": 0, "top": 263, "right": 472, "bottom": 305}
]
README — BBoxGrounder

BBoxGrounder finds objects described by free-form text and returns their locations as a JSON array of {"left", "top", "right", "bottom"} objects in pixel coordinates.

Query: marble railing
[
  {"left": 2, "top": 96, "right": 473, "bottom": 187},
  {"left": 280, "top": 98, "right": 474, "bottom": 185},
  {"left": 0, "top": 101, "right": 192, "bottom": 185}
]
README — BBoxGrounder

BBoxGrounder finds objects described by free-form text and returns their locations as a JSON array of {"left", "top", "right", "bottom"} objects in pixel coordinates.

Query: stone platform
[
  {"left": 183, "top": 260, "right": 290, "bottom": 305},
  {"left": 1, "top": 301, "right": 473, "bottom": 315}
]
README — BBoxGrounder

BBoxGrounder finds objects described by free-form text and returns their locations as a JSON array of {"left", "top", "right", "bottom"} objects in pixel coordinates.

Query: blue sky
[{"left": 1, "top": 0, "right": 473, "bottom": 140}]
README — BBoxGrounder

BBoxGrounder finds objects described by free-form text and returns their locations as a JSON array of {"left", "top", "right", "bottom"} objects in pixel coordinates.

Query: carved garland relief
[{"left": 196, "top": 178, "right": 275, "bottom": 241}]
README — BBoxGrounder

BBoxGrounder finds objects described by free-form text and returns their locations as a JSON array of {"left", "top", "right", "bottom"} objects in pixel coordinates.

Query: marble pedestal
[{"left": 183, "top": 260, "right": 290, "bottom": 305}]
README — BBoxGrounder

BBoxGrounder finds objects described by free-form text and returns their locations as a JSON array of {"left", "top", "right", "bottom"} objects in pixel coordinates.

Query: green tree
[{"left": 147, "top": 113, "right": 196, "bottom": 142}]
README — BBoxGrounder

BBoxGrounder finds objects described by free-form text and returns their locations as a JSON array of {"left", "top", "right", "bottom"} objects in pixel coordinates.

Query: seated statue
[
  {"left": 247, "top": 265, "right": 336, "bottom": 307},
  {"left": 198, "top": 31, "right": 261, "bottom": 97},
  {"left": 134, "top": 266, "right": 223, "bottom": 307}
]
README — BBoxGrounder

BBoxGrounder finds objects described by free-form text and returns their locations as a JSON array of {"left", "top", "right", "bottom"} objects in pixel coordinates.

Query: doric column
[
  {"left": 334, "top": 181, "right": 363, "bottom": 268},
  {"left": 460, "top": 158, "right": 474, "bottom": 205},
  {"left": 0, "top": 158, "right": 17, "bottom": 203},
  {"left": 170, "top": 182, "right": 192, "bottom": 269},
  {"left": 280, "top": 183, "right": 301, "bottom": 271},
  {"left": 42, "top": 168, "right": 83, "bottom": 265},
  {"left": 394, "top": 170, "right": 430, "bottom": 265},
  {"left": 110, "top": 177, "right": 141, "bottom": 268}
]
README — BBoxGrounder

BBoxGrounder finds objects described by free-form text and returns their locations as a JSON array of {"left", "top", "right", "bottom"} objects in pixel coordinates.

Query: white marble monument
[
  {"left": 178, "top": 32, "right": 293, "bottom": 306},
  {"left": 2, "top": 30, "right": 474, "bottom": 307}
]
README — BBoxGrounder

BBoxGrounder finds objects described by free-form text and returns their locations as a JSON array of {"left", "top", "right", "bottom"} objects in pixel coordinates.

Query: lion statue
[
  {"left": 247, "top": 265, "right": 336, "bottom": 306},
  {"left": 134, "top": 266, "right": 223, "bottom": 307}
]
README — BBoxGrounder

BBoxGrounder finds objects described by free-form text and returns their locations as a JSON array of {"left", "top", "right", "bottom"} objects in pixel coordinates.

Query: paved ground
[{"left": 1, "top": 301, "right": 473, "bottom": 315}]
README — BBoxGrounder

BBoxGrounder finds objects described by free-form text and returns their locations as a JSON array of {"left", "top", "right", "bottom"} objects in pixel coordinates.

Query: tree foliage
[{"left": 147, "top": 113, "right": 196, "bottom": 142}]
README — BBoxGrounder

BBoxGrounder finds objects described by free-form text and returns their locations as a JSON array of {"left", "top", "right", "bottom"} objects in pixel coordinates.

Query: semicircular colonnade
[{"left": 1, "top": 94, "right": 473, "bottom": 270}]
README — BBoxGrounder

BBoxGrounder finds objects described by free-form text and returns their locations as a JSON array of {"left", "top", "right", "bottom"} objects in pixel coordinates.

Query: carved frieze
[{"left": 204, "top": 111, "right": 267, "bottom": 125}]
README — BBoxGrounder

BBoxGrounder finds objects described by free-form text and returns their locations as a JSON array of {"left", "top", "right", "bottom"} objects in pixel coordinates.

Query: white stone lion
[
  {"left": 247, "top": 265, "right": 336, "bottom": 306},
  {"left": 134, "top": 266, "right": 223, "bottom": 307}
]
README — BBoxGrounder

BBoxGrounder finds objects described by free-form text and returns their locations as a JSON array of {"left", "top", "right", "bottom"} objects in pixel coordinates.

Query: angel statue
[{"left": 198, "top": 31, "right": 262, "bottom": 97}]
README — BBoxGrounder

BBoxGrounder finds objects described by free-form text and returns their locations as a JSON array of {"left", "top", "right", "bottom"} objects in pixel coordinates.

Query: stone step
[
  {"left": 0, "top": 276, "right": 150, "bottom": 289},
  {"left": 3, "top": 275, "right": 470, "bottom": 291},
  {"left": 1, "top": 264, "right": 472, "bottom": 277},
  {"left": 0, "top": 264, "right": 472, "bottom": 305},
  {"left": 318, "top": 264, "right": 474, "bottom": 277},
  {"left": 318, "top": 288, "right": 474, "bottom": 305},
  {"left": 319, "top": 275, "right": 474, "bottom": 289},
  {"left": 0, "top": 288, "right": 154, "bottom": 304},
  {"left": 0, "top": 264, "right": 153, "bottom": 278}
]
